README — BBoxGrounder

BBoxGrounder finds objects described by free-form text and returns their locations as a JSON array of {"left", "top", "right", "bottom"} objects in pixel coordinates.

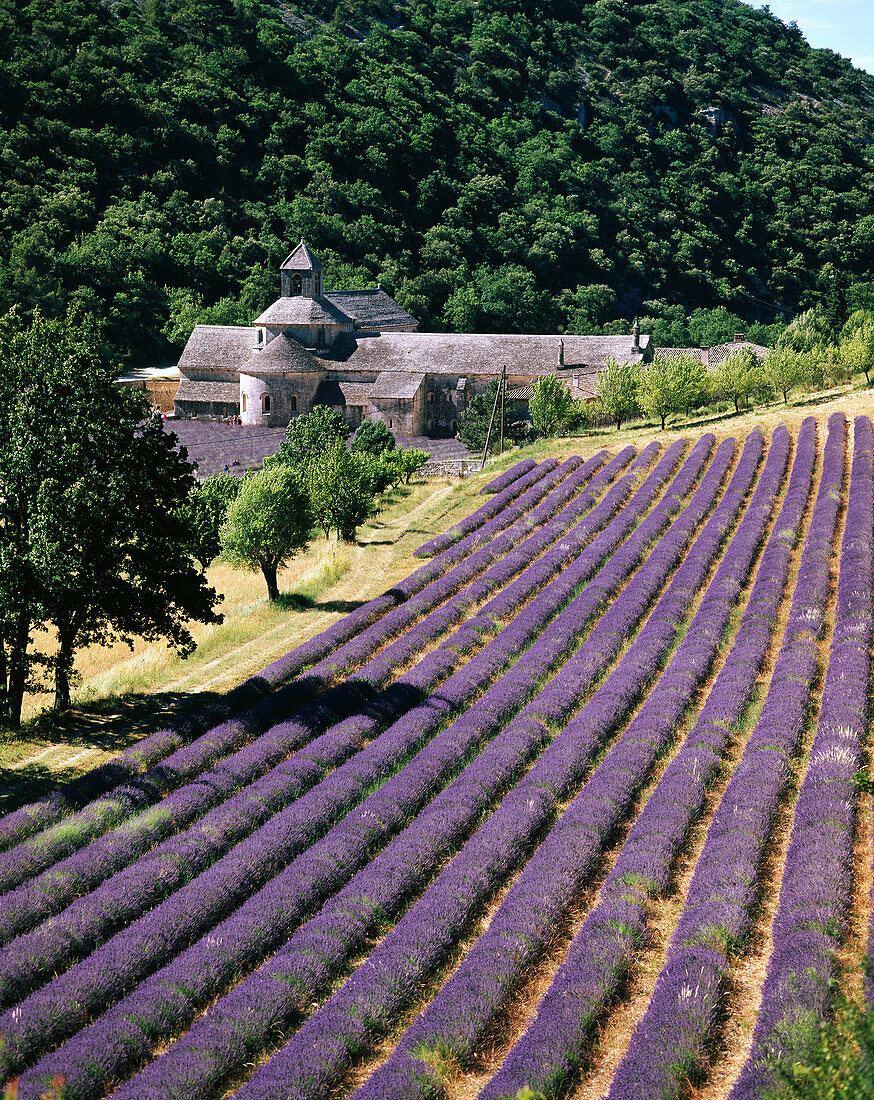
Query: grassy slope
[{"left": 2, "top": 382, "right": 872, "bottom": 809}]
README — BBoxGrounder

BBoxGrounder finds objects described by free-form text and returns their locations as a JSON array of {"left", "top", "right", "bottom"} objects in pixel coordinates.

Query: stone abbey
[{"left": 175, "top": 240, "right": 654, "bottom": 436}]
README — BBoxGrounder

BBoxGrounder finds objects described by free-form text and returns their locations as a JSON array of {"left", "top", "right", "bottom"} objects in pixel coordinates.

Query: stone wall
[{"left": 240, "top": 371, "right": 326, "bottom": 427}]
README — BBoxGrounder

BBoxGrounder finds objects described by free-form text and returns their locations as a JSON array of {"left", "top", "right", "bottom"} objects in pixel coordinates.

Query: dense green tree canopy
[
  {"left": 349, "top": 418, "right": 396, "bottom": 456},
  {"left": 307, "top": 441, "right": 377, "bottom": 542},
  {"left": 2, "top": 0, "right": 874, "bottom": 364},
  {"left": 274, "top": 406, "right": 351, "bottom": 470}
]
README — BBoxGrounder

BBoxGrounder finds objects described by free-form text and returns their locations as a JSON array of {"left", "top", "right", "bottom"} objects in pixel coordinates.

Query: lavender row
[
  {"left": 730, "top": 417, "right": 874, "bottom": 1099},
  {"left": 477, "top": 422, "right": 805, "bottom": 1100},
  {"left": 108, "top": 436, "right": 740, "bottom": 1099},
  {"left": 0, "top": 444, "right": 655, "bottom": 992},
  {"left": 608, "top": 413, "right": 846, "bottom": 1100},
  {"left": 414, "top": 457, "right": 560, "bottom": 557},
  {"left": 352, "top": 428, "right": 778, "bottom": 1100},
  {"left": 479, "top": 458, "right": 537, "bottom": 494},
  {"left": 0, "top": 588, "right": 409, "bottom": 852},
  {"left": 0, "top": 452, "right": 619, "bottom": 944},
  {"left": 8, "top": 440, "right": 707, "bottom": 1094},
  {"left": 0, "top": 448, "right": 642, "bottom": 988},
  {"left": 0, "top": 454, "right": 606, "bottom": 897},
  {"left": 0, "top": 459, "right": 570, "bottom": 854}
]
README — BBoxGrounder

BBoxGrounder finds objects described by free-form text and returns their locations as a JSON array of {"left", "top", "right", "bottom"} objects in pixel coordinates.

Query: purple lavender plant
[
  {"left": 605, "top": 414, "right": 846, "bottom": 1100},
  {"left": 730, "top": 415, "right": 873, "bottom": 1099}
]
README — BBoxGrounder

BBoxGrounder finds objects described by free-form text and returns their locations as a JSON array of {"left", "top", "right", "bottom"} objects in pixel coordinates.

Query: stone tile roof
[
  {"left": 654, "top": 347, "right": 708, "bottom": 363},
  {"left": 314, "top": 379, "right": 374, "bottom": 405},
  {"left": 369, "top": 371, "right": 426, "bottom": 399},
  {"left": 176, "top": 379, "right": 240, "bottom": 403},
  {"left": 254, "top": 296, "right": 352, "bottom": 326},
  {"left": 707, "top": 340, "right": 770, "bottom": 366},
  {"left": 281, "top": 239, "right": 324, "bottom": 271},
  {"left": 177, "top": 326, "right": 255, "bottom": 372},
  {"left": 241, "top": 334, "right": 324, "bottom": 374},
  {"left": 329, "top": 333, "right": 649, "bottom": 376},
  {"left": 324, "top": 290, "right": 418, "bottom": 331}
]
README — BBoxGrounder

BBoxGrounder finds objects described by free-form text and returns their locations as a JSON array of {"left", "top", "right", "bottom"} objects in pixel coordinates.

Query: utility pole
[
  {"left": 481, "top": 367, "right": 504, "bottom": 469},
  {"left": 499, "top": 364, "right": 506, "bottom": 454}
]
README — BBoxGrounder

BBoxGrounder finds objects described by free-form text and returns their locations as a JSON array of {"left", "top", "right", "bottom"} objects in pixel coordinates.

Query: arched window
[
  {"left": 388, "top": 418, "right": 393, "bottom": 429},
  {"left": 427, "top": 392, "right": 435, "bottom": 403},
  {"left": 292, "top": 273, "right": 302, "bottom": 295},
  {"left": 314, "top": 273, "right": 321, "bottom": 295},
  {"left": 262, "top": 393, "right": 271, "bottom": 414},
  {"left": 241, "top": 392, "right": 247, "bottom": 413},
  {"left": 291, "top": 395, "right": 298, "bottom": 412}
]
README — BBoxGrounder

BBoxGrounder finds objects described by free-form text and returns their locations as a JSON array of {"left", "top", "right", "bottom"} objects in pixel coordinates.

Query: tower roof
[
  {"left": 242, "top": 333, "right": 325, "bottom": 374},
  {"left": 254, "top": 295, "right": 351, "bottom": 326},
  {"left": 280, "top": 239, "right": 324, "bottom": 272}
]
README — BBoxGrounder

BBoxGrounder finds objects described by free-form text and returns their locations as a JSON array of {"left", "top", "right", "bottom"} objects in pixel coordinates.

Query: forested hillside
[{"left": 2, "top": 0, "right": 874, "bottom": 364}]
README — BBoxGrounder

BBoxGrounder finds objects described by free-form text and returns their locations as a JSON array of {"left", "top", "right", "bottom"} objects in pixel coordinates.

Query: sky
[{"left": 743, "top": 0, "right": 874, "bottom": 75}]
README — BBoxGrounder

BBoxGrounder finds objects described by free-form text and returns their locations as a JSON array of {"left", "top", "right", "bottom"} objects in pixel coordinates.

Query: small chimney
[
  {"left": 557, "top": 338, "right": 564, "bottom": 367},
  {"left": 632, "top": 318, "right": 641, "bottom": 352},
  {"left": 733, "top": 333, "right": 744, "bottom": 343}
]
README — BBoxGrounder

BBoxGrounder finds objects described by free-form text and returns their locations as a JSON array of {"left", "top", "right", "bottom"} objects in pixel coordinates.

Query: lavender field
[
  {"left": 165, "top": 420, "right": 473, "bottom": 478},
  {"left": 1, "top": 416, "right": 871, "bottom": 1100}
]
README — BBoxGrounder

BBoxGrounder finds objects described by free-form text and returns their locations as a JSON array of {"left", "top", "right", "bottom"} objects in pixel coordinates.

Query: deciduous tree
[
  {"left": 763, "top": 345, "right": 811, "bottom": 403},
  {"left": 597, "top": 357, "right": 640, "bottom": 430},
  {"left": 307, "top": 442, "right": 376, "bottom": 542},
  {"left": 349, "top": 418, "right": 396, "bottom": 456},
  {"left": 181, "top": 472, "right": 241, "bottom": 569},
  {"left": 640, "top": 352, "right": 708, "bottom": 430},
  {"left": 709, "top": 347, "right": 765, "bottom": 413},
  {"left": 0, "top": 309, "right": 222, "bottom": 724},
  {"left": 529, "top": 375, "right": 580, "bottom": 437},
  {"left": 275, "top": 406, "right": 351, "bottom": 470},
  {"left": 219, "top": 465, "right": 312, "bottom": 601},
  {"left": 839, "top": 310, "right": 874, "bottom": 383}
]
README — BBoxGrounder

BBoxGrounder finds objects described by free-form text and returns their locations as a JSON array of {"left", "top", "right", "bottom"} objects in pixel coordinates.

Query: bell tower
[{"left": 280, "top": 239, "right": 325, "bottom": 298}]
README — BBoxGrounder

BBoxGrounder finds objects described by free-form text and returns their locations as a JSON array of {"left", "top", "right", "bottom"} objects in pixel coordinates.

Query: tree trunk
[
  {"left": 5, "top": 610, "right": 31, "bottom": 729},
  {"left": 660, "top": 413, "right": 667, "bottom": 430},
  {"left": 54, "top": 622, "right": 77, "bottom": 713},
  {"left": 734, "top": 396, "right": 741, "bottom": 413},
  {"left": 261, "top": 561, "right": 280, "bottom": 602}
]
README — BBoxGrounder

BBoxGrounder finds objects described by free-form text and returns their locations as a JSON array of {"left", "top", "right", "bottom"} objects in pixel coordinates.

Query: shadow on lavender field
[{"left": 0, "top": 690, "right": 211, "bottom": 814}]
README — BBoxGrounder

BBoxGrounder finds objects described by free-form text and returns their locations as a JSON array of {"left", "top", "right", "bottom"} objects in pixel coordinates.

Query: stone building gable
[
  {"left": 369, "top": 371, "right": 427, "bottom": 399},
  {"left": 323, "top": 289, "right": 418, "bottom": 331},
  {"left": 177, "top": 325, "right": 255, "bottom": 374}
]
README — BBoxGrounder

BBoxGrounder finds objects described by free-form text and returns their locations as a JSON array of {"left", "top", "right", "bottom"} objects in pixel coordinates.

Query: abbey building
[{"left": 175, "top": 241, "right": 653, "bottom": 436}]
